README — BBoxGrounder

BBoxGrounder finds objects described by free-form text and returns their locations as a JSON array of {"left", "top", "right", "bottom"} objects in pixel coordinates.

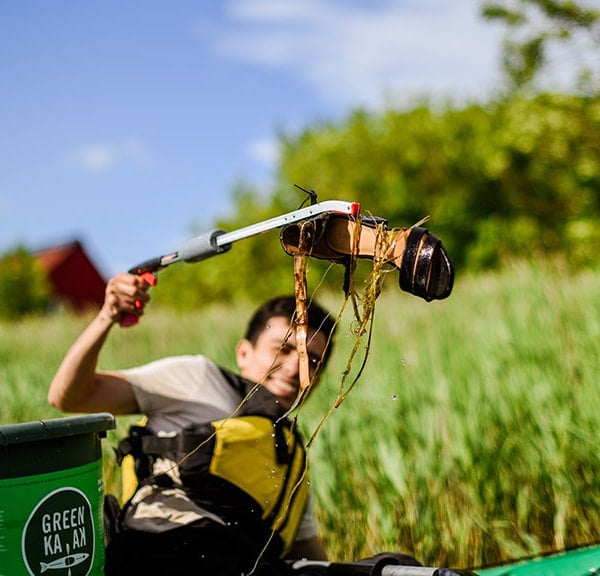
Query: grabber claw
[
  {"left": 280, "top": 214, "right": 454, "bottom": 301},
  {"left": 398, "top": 226, "right": 453, "bottom": 301}
]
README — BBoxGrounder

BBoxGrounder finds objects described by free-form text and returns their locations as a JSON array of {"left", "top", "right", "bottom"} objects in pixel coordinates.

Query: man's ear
[{"left": 235, "top": 339, "right": 253, "bottom": 371}]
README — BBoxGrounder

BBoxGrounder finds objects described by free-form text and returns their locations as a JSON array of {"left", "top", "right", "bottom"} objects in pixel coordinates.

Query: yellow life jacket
[{"left": 115, "top": 369, "right": 309, "bottom": 557}]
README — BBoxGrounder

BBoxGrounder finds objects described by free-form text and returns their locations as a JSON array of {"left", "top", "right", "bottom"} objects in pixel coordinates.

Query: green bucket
[{"left": 0, "top": 412, "right": 115, "bottom": 576}]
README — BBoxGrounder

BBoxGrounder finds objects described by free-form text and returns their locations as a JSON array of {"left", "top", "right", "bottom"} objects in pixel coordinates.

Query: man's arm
[{"left": 48, "top": 273, "right": 151, "bottom": 415}]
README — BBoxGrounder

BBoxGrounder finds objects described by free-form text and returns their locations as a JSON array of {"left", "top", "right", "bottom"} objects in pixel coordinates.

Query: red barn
[{"left": 36, "top": 240, "right": 107, "bottom": 313}]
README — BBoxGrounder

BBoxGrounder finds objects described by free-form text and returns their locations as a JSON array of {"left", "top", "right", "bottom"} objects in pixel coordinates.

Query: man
[{"left": 48, "top": 272, "right": 336, "bottom": 575}]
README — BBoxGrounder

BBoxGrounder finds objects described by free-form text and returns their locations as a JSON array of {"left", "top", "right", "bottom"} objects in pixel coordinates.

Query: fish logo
[{"left": 40, "top": 552, "right": 90, "bottom": 573}]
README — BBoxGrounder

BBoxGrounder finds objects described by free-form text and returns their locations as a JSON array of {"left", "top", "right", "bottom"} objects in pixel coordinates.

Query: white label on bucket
[{"left": 21, "top": 487, "right": 94, "bottom": 576}]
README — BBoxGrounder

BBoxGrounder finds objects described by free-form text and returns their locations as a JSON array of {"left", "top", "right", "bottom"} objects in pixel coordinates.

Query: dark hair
[{"left": 244, "top": 295, "right": 336, "bottom": 365}]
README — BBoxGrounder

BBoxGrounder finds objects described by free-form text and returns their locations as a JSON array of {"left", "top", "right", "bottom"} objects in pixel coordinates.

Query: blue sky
[{"left": 1, "top": 0, "right": 506, "bottom": 276}]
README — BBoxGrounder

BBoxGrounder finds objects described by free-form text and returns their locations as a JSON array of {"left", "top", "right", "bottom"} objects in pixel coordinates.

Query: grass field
[{"left": 1, "top": 261, "right": 599, "bottom": 569}]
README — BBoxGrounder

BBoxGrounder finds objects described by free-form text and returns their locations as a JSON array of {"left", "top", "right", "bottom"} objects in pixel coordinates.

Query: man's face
[{"left": 235, "top": 315, "right": 329, "bottom": 409}]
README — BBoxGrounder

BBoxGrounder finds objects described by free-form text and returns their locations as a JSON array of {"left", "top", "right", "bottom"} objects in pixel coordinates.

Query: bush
[{"left": 0, "top": 246, "right": 52, "bottom": 320}]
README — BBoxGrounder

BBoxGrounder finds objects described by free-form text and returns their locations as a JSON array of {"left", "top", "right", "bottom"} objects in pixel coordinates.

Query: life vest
[{"left": 115, "top": 368, "right": 310, "bottom": 557}]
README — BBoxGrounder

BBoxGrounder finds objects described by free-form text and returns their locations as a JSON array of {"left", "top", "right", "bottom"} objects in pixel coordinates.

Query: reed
[
  {"left": 300, "top": 261, "right": 600, "bottom": 567},
  {"left": 1, "top": 261, "right": 598, "bottom": 568}
]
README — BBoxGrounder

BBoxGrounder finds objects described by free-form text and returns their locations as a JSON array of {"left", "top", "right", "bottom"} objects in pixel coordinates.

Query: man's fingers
[{"left": 103, "top": 273, "right": 154, "bottom": 323}]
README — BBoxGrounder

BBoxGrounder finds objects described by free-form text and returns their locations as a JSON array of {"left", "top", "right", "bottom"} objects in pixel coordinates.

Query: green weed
[{"left": 1, "top": 262, "right": 599, "bottom": 568}]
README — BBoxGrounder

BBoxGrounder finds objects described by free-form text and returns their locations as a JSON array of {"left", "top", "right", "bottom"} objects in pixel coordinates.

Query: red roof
[{"left": 36, "top": 241, "right": 106, "bottom": 313}]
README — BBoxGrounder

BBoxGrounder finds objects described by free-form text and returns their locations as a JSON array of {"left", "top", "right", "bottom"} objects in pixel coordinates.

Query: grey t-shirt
[
  {"left": 125, "top": 354, "right": 243, "bottom": 432},
  {"left": 120, "top": 355, "right": 318, "bottom": 542}
]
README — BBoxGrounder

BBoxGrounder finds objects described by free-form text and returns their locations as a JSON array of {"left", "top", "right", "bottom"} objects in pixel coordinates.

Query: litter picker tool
[
  {"left": 120, "top": 198, "right": 454, "bottom": 326},
  {"left": 120, "top": 200, "right": 360, "bottom": 325}
]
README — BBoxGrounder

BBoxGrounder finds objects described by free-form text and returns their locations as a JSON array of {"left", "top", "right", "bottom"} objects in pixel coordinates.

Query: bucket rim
[{"left": 0, "top": 412, "right": 116, "bottom": 447}]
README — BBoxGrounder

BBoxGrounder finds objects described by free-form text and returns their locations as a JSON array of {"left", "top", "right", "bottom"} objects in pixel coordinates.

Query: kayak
[{"left": 473, "top": 544, "right": 600, "bottom": 576}]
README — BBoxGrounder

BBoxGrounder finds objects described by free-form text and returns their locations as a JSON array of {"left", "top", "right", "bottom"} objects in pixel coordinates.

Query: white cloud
[
  {"left": 248, "top": 136, "right": 280, "bottom": 168},
  {"left": 76, "top": 145, "right": 116, "bottom": 172},
  {"left": 70, "top": 139, "right": 151, "bottom": 173},
  {"left": 216, "top": 0, "right": 503, "bottom": 108},
  {"left": 226, "top": 0, "right": 318, "bottom": 23}
]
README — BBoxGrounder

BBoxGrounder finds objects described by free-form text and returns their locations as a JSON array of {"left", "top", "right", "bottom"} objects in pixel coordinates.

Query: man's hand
[{"left": 101, "top": 272, "right": 155, "bottom": 325}]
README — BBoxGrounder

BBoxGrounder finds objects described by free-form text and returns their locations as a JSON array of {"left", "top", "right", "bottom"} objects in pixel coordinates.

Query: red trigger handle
[
  {"left": 138, "top": 271, "right": 158, "bottom": 287},
  {"left": 119, "top": 270, "right": 158, "bottom": 327}
]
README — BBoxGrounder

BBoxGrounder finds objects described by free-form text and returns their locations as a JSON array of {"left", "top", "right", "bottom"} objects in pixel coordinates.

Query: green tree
[
  {"left": 152, "top": 90, "right": 600, "bottom": 311},
  {"left": 481, "top": 0, "right": 600, "bottom": 93},
  {"left": 276, "top": 93, "right": 600, "bottom": 270},
  {"left": 0, "top": 246, "right": 52, "bottom": 320}
]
